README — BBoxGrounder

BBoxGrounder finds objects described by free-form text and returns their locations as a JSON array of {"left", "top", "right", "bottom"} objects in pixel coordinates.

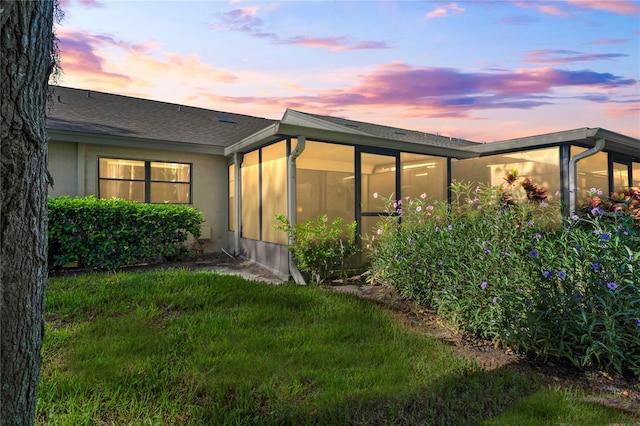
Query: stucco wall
[
  {"left": 47, "top": 140, "right": 229, "bottom": 253},
  {"left": 48, "top": 141, "right": 79, "bottom": 197}
]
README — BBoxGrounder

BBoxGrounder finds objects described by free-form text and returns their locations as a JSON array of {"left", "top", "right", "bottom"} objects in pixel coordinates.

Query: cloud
[
  {"left": 589, "top": 38, "right": 630, "bottom": 45},
  {"left": 426, "top": 2, "right": 465, "bottom": 19},
  {"left": 566, "top": 0, "right": 640, "bottom": 14},
  {"left": 211, "top": 7, "right": 392, "bottom": 51},
  {"left": 497, "top": 15, "right": 540, "bottom": 25},
  {"left": 525, "top": 49, "right": 628, "bottom": 64},
  {"left": 192, "top": 63, "right": 638, "bottom": 121},
  {"left": 55, "top": 28, "right": 237, "bottom": 94},
  {"left": 511, "top": 1, "right": 569, "bottom": 17}
]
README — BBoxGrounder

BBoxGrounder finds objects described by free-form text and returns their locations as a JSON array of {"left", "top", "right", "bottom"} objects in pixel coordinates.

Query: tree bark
[{"left": 0, "top": 1, "right": 55, "bottom": 425}]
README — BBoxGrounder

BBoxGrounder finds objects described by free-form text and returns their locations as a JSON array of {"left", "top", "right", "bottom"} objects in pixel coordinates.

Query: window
[{"left": 98, "top": 158, "right": 191, "bottom": 204}]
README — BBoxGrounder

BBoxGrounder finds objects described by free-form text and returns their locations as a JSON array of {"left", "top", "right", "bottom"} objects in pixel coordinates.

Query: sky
[{"left": 55, "top": 0, "right": 640, "bottom": 142}]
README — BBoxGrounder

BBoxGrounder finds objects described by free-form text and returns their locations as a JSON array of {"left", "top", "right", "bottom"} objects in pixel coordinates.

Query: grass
[{"left": 38, "top": 269, "right": 638, "bottom": 425}]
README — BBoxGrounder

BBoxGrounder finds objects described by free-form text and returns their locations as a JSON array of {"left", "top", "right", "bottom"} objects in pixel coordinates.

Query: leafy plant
[
  {"left": 275, "top": 214, "right": 360, "bottom": 284},
  {"left": 367, "top": 174, "right": 640, "bottom": 378},
  {"left": 48, "top": 196, "right": 204, "bottom": 270}
]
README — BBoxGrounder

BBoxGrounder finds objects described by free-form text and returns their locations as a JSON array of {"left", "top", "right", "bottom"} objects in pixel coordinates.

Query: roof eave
[
  {"left": 47, "top": 129, "right": 226, "bottom": 155},
  {"left": 225, "top": 121, "right": 476, "bottom": 158}
]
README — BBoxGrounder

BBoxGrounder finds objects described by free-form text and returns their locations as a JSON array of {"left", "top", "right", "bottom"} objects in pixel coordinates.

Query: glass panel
[
  {"left": 229, "top": 164, "right": 235, "bottom": 231},
  {"left": 150, "top": 162, "right": 190, "bottom": 182},
  {"left": 452, "top": 147, "right": 561, "bottom": 203},
  {"left": 401, "top": 153, "right": 447, "bottom": 201},
  {"left": 99, "top": 180, "right": 145, "bottom": 202},
  {"left": 570, "top": 147, "right": 608, "bottom": 202},
  {"left": 612, "top": 162, "right": 629, "bottom": 192},
  {"left": 150, "top": 183, "right": 190, "bottom": 203},
  {"left": 261, "top": 141, "right": 287, "bottom": 244},
  {"left": 633, "top": 163, "right": 640, "bottom": 187},
  {"left": 99, "top": 158, "right": 145, "bottom": 180},
  {"left": 361, "top": 152, "right": 396, "bottom": 212},
  {"left": 241, "top": 150, "right": 260, "bottom": 240},
  {"left": 296, "top": 141, "right": 355, "bottom": 225}
]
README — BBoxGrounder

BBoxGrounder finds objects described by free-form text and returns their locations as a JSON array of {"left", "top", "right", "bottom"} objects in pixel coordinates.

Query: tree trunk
[{"left": 0, "top": 1, "right": 55, "bottom": 425}]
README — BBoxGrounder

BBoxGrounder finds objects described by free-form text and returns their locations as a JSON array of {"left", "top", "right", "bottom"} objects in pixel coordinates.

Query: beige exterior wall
[{"left": 47, "top": 139, "right": 229, "bottom": 253}]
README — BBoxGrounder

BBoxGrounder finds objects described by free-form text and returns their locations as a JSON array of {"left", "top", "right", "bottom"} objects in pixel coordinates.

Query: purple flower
[
  {"left": 591, "top": 207, "right": 603, "bottom": 216},
  {"left": 542, "top": 270, "right": 553, "bottom": 279},
  {"left": 502, "top": 251, "right": 510, "bottom": 257},
  {"left": 574, "top": 293, "right": 582, "bottom": 302},
  {"left": 480, "top": 282, "right": 487, "bottom": 290},
  {"left": 492, "top": 297, "right": 498, "bottom": 304},
  {"left": 592, "top": 263, "right": 600, "bottom": 271},
  {"left": 570, "top": 214, "right": 579, "bottom": 221},
  {"left": 575, "top": 244, "right": 583, "bottom": 251},
  {"left": 601, "top": 233, "right": 611, "bottom": 241},
  {"left": 447, "top": 224, "right": 453, "bottom": 231},
  {"left": 529, "top": 249, "right": 539, "bottom": 258},
  {"left": 607, "top": 282, "right": 618, "bottom": 290},
  {"left": 636, "top": 319, "right": 640, "bottom": 327},
  {"left": 408, "top": 238, "right": 414, "bottom": 245},
  {"left": 484, "top": 247, "right": 491, "bottom": 254},
  {"left": 558, "top": 271, "right": 567, "bottom": 280},
  {"left": 534, "top": 233, "right": 542, "bottom": 240},
  {"left": 396, "top": 208, "right": 403, "bottom": 214}
]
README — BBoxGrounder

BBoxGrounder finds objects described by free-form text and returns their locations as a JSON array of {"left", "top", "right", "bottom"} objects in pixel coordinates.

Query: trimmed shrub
[{"left": 48, "top": 196, "right": 204, "bottom": 270}]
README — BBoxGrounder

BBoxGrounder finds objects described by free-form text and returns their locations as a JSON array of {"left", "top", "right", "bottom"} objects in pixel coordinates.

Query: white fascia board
[
  {"left": 465, "top": 128, "right": 595, "bottom": 155},
  {"left": 281, "top": 109, "right": 370, "bottom": 136},
  {"left": 47, "top": 129, "right": 226, "bottom": 155},
  {"left": 223, "top": 123, "right": 281, "bottom": 156}
]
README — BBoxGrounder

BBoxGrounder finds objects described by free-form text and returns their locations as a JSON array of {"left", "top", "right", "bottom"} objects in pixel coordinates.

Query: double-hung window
[{"left": 98, "top": 158, "right": 192, "bottom": 204}]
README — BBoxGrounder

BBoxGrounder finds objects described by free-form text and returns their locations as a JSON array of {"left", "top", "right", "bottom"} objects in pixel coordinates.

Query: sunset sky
[{"left": 55, "top": 0, "right": 640, "bottom": 142}]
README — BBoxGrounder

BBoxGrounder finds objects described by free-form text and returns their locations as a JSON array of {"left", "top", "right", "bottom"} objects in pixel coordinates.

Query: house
[{"left": 46, "top": 86, "right": 640, "bottom": 280}]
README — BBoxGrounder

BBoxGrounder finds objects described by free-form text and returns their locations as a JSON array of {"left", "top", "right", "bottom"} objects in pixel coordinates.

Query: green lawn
[{"left": 38, "top": 269, "right": 637, "bottom": 425}]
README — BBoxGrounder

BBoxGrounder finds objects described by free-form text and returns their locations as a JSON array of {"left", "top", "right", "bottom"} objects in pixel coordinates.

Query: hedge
[{"left": 48, "top": 196, "right": 204, "bottom": 270}]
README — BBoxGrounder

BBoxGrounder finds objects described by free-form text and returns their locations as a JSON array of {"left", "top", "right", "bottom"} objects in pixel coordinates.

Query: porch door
[{"left": 357, "top": 148, "right": 399, "bottom": 239}]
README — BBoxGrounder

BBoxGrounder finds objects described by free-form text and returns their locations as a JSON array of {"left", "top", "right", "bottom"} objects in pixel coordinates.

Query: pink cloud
[
  {"left": 192, "top": 63, "right": 637, "bottom": 122},
  {"left": 525, "top": 49, "right": 628, "bottom": 64},
  {"left": 426, "top": 2, "right": 465, "bottom": 19},
  {"left": 589, "top": 38, "right": 630, "bottom": 45},
  {"left": 78, "top": 0, "right": 104, "bottom": 8},
  {"left": 56, "top": 28, "right": 132, "bottom": 87},
  {"left": 511, "top": 1, "right": 569, "bottom": 17},
  {"left": 286, "top": 36, "right": 391, "bottom": 51},
  {"left": 212, "top": 7, "right": 391, "bottom": 51},
  {"left": 566, "top": 0, "right": 640, "bottom": 14}
]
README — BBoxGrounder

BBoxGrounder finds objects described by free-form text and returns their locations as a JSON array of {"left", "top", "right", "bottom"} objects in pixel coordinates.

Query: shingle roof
[
  {"left": 46, "top": 86, "right": 277, "bottom": 148},
  {"left": 293, "top": 110, "right": 479, "bottom": 149}
]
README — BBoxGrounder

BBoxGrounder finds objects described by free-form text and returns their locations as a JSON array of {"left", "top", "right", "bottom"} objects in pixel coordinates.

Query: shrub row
[
  {"left": 49, "top": 196, "right": 204, "bottom": 270},
  {"left": 367, "top": 178, "right": 640, "bottom": 377}
]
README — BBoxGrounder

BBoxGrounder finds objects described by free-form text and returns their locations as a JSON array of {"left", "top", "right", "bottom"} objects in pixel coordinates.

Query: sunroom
[{"left": 225, "top": 109, "right": 640, "bottom": 281}]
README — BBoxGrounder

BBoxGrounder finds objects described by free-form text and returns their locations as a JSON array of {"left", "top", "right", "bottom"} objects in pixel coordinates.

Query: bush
[
  {"left": 275, "top": 214, "right": 359, "bottom": 284},
  {"left": 48, "top": 196, "right": 204, "bottom": 270},
  {"left": 367, "top": 175, "right": 640, "bottom": 377}
]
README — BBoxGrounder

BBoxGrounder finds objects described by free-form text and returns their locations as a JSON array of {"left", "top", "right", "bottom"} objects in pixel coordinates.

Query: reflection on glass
[
  {"left": 151, "top": 183, "right": 190, "bottom": 204},
  {"left": 296, "top": 141, "right": 355, "bottom": 225},
  {"left": 452, "top": 147, "right": 561, "bottom": 202},
  {"left": 401, "top": 153, "right": 447, "bottom": 201},
  {"left": 634, "top": 163, "right": 640, "bottom": 187},
  {"left": 229, "top": 164, "right": 235, "bottom": 231},
  {"left": 99, "top": 180, "right": 145, "bottom": 202},
  {"left": 570, "top": 147, "right": 608, "bottom": 201},
  {"left": 99, "top": 158, "right": 145, "bottom": 180},
  {"left": 361, "top": 153, "right": 396, "bottom": 212},
  {"left": 612, "top": 162, "right": 629, "bottom": 192},
  {"left": 261, "top": 141, "right": 287, "bottom": 244},
  {"left": 150, "top": 162, "right": 190, "bottom": 182},
  {"left": 241, "top": 150, "right": 260, "bottom": 240}
]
